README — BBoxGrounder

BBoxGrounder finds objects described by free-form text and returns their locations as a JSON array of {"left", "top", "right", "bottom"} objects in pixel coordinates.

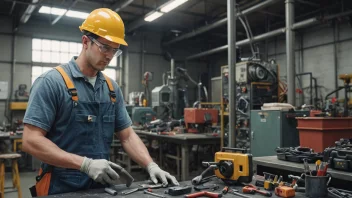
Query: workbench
[
  {"left": 41, "top": 178, "right": 311, "bottom": 198},
  {"left": 134, "top": 130, "right": 221, "bottom": 181},
  {"left": 254, "top": 155, "right": 352, "bottom": 189}
]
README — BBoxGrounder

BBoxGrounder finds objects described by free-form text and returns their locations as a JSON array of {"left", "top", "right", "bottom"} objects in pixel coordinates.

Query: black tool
[
  {"left": 165, "top": 186, "right": 192, "bottom": 196},
  {"left": 194, "top": 184, "right": 219, "bottom": 191},
  {"left": 111, "top": 165, "right": 134, "bottom": 187},
  {"left": 328, "top": 187, "right": 352, "bottom": 198}
]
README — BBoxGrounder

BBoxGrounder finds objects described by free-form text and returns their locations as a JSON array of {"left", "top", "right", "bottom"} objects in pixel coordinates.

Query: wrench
[
  {"left": 121, "top": 188, "right": 139, "bottom": 195},
  {"left": 143, "top": 189, "right": 166, "bottom": 198}
]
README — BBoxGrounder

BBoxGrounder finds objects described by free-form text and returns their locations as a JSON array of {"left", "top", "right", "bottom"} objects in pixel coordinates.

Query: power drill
[{"left": 202, "top": 147, "right": 253, "bottom": 185}]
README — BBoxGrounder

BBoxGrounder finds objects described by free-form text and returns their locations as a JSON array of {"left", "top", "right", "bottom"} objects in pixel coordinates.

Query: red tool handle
[
  {"left": 254, "top": 189, "right": 272, "bottom": 197},
  {"left": 184, "top": 191, "right": 222, "bottom": 198}
]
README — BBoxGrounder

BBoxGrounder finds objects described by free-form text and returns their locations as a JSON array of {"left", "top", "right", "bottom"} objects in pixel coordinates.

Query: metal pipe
[
  {"left": 185, "top": 8, "right": 352, "bottom": 61},
  {"left": 296, "top": 73, "right": 313, "bottom": 105},
  {"left": 9, "top": 32, "right": 16, "bottom": 122},
  {"left": 163, "top": 0, "right": 281, "bottom": 46},
  {"left": 292, "top": 10, "right": 352, "bottom": 30},
  {"left": 171, "top": 59, "right": 175, "bottom": 79},
  {"left": 299, "top": 33, "right": 304, "bottom": 105},
  {"left": 228, "top": 0, "right": 236, "bottom": 147},
  {"left": 186, "top": 28, "right": 285, "bottom": 60},
  {"left": 333, "top": 22, "right": 339, "bottom": 98},
  {"left": 141, "top": 33, "right": 145, "bottom": 91},
  {"left": 286, "top": 0, "right": 295, "bottom": 106},
  {"left": 312, "top": 77, "right": 318, "bottom": 109}
]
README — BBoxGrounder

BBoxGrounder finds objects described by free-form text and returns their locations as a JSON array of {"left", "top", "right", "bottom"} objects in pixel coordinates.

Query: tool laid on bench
[
  {"left": 121, "top": 183, "right": 163, "bottom": 195},
  {"left": 144, "top": 189, "right": 166, "bottom": 198},
  {"left": 164, "top": 186, "right": 192, "bottom": 196},
  {"left": 185, "top": 191, "right": 223, "bottom": 198},
  {"left": 194, "top": 184, "right": 219, "bottom": 191},
  {"left": 243, "top": 185, "right": 272, "bottom": 197}
]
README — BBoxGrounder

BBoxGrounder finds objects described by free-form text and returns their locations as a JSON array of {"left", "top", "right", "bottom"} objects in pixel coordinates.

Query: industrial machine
[
  {"left": 221, "top": 60, "right": 279, "bottom": 149},
  {"left": 250, "top": 110, "right": 309, "bottom": 157},
  {"left": 151, "top": 59, "right": 208, "bottom": 120},
  {"left": 324, "top": 73, "right": 352, "bottom": 117},
  {"left": 184, "top": 108, "right": 219, "bottom": 133},
  {"left": 131, "top": 107, "right": 156, "bottom": 126},
  {"left": 192, "top": 147, "right": 253, "bottom": 185}
]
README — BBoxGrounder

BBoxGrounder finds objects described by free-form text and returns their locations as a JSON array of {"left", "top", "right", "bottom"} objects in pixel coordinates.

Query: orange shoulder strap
[
  {"left": 54, "top": 66, "right": 78, "bottom": 101},
  {"left": 103, "top": 74, "right": 116, "bottom": 103}
]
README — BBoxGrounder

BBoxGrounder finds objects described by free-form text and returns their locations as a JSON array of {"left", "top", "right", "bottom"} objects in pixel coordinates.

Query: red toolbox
[{"left": 296, "top": 117, "right": 352, "bottom": 152}]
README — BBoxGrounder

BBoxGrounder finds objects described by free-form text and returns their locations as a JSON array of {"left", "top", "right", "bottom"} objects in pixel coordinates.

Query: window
[{"left": 32, "top": 38, "right": 117, "bottom": 83}]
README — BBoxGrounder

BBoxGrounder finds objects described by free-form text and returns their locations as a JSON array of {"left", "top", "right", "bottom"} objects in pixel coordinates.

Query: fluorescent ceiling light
[
  {"left": 144, "top": 11, "right": 163, "bottom": 22},
  {"left": 39, "top": 6, "right": 67, "bottom": 15},
  {"left": 38, "top": 6, "right": 89, "bottom": 19},
  {"left": 160, "top": 0, "right": 188, "bottom": 13},
  {"left": 66, "top": 10, "right": 89, "bottom": 19}
]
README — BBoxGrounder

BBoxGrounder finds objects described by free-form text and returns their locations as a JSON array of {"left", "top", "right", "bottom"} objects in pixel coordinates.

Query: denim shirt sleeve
[
  {"left": 23, "top": 76, "right": 58, "bottom": 132},
  {"left": 114, "top": 85, "right": 132, "bottom": 132}
]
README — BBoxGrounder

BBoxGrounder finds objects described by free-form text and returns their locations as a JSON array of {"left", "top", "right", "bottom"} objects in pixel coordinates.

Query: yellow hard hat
[{"left": 79, "top": 8, "right": 128, "bottom": 46}]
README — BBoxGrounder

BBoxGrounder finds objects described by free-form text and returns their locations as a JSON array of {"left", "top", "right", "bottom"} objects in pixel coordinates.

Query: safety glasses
[{"left": 88, "top": 36, "right": 122, "bottom": 57}]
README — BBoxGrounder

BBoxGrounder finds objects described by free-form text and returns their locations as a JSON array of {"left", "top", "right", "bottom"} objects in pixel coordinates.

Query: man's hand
[
  {"left": 146, "top": 162, "right": 179, "bottom": 186},
  {"left": 80, "top": 157, "right": 120, "bottom": 185}
]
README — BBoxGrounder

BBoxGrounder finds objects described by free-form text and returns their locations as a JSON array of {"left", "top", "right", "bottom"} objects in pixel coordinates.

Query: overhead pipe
[
  {"left": 228, "top": 0, "right": 236, "bottom": 148},
  {"left": 186, "top": 27, "right": 285, "bottom": 60},
  {"left": 163, "top": 0, "right": 281, "bottom": 46},
  {"left": 286, "top": 0, "right": 295, "bottom": 106},
  {"left": 292, "top": 10, "right": 352, "bottom": 30},
  {"left": 51, "top": 0, "right": 78, "bottom": 25},
  {"left": 186, "top": 10, "right": 352, "bottom": 60}
]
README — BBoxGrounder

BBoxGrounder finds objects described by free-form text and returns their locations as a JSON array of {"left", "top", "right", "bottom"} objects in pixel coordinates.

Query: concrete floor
[{"left": 5, "top": 170, "right": 150, "bottom": 198}]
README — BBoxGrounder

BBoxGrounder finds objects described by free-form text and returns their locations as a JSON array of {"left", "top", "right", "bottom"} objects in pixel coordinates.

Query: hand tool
[
  {"left": 229, "top": 189, "right": 251, "bottom": 198},
  {"left": 144, "top": 189, "right": 166, "bottom": 198},
  {"left": 275, "top": 186, "right": 295, "bottom": 197},
  {"left": 316, "top": 160, "right": 322, "bottom": 171},
  {"left": 243, "top": 186, "right": 272, "bottom": 197},
  {"left": 121, "top": 188, "right": 139, "bottom": 195},
  {"left": 194, "top": 184, "right": 219, "bottom": 191},
  {"left": 184, "top": 191, "right": 222, "bottom": 198},
  {"left": 222, "top": 186, "right": 229, "bottom": 194},
  {"left": 104, "top": 187, "right": 117, "bottom": 196},
  {"left": 303, "top": 158, "right": 311, "bottom": 175},
  {"left": 165, "top": 186, "right": 192, "bottom": 196},
  {"left": 121, "top": 183, "right": 163, "bottom": 195},
  {"left": 191, "top": 164, "right": 217, "bottom": 185},
  {"left": 111, "top": 163, "right": 134, "bottom": 187},
  {"left": 328, "top": 187, "right": 352, "bottom": 198}
]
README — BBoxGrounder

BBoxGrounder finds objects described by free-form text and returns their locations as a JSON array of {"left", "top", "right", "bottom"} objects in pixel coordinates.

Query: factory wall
[{"left": 0, "top": 16, "right": 208, "bottom": 125}]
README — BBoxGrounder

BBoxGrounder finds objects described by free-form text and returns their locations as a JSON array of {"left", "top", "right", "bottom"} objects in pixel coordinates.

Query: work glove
[
  {"left": 146, "top": 162, "right": 179, "bottom": 186},
  {"left": 80, "top": 157, "right": 120, "bottom": 185}
]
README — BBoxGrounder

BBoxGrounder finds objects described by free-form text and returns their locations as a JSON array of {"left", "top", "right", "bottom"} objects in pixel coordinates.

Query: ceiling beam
[
  {"left": 295, "top": 0, "right": 320, "bottom": 8},
  {"left": 128, "top": 3, "right": 206, "bottom": 18},
  {"left": 112, "top": 0, "right": 134, "bottom": 12},
  {"left": 20, "top": 0, "right": 39, "bottom": 24},
  {"left": 51, "top": 0, "right": 79, "bottom": 25}
]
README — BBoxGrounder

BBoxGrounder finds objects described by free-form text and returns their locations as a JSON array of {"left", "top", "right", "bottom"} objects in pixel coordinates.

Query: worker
[{"left": 22, "top": 8, "right": 179, "bottom": 196}]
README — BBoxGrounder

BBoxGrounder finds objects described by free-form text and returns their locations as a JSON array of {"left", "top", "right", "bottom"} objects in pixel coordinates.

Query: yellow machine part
[
  {"left": 10, "top": 102, "right": 28, "bottom": 110},
  {"left": 214, "top": 151, "right": 252, "bottom": 181}
]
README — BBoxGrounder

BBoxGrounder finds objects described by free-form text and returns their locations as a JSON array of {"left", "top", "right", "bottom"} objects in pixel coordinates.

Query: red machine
[{"left": 184, "top": 108, "right": 219, "bottom": 133}]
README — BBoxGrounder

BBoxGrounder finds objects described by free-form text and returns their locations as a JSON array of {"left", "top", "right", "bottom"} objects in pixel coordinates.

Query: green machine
[
  {"left": 125, "top": 105, "right": 134, "bottom": 118},
  {"left": 250, "top": 110, "right": 309, "bottom": 157},
  {"left": 132, "top": 107, "right": 156, "bottom": 125}
]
